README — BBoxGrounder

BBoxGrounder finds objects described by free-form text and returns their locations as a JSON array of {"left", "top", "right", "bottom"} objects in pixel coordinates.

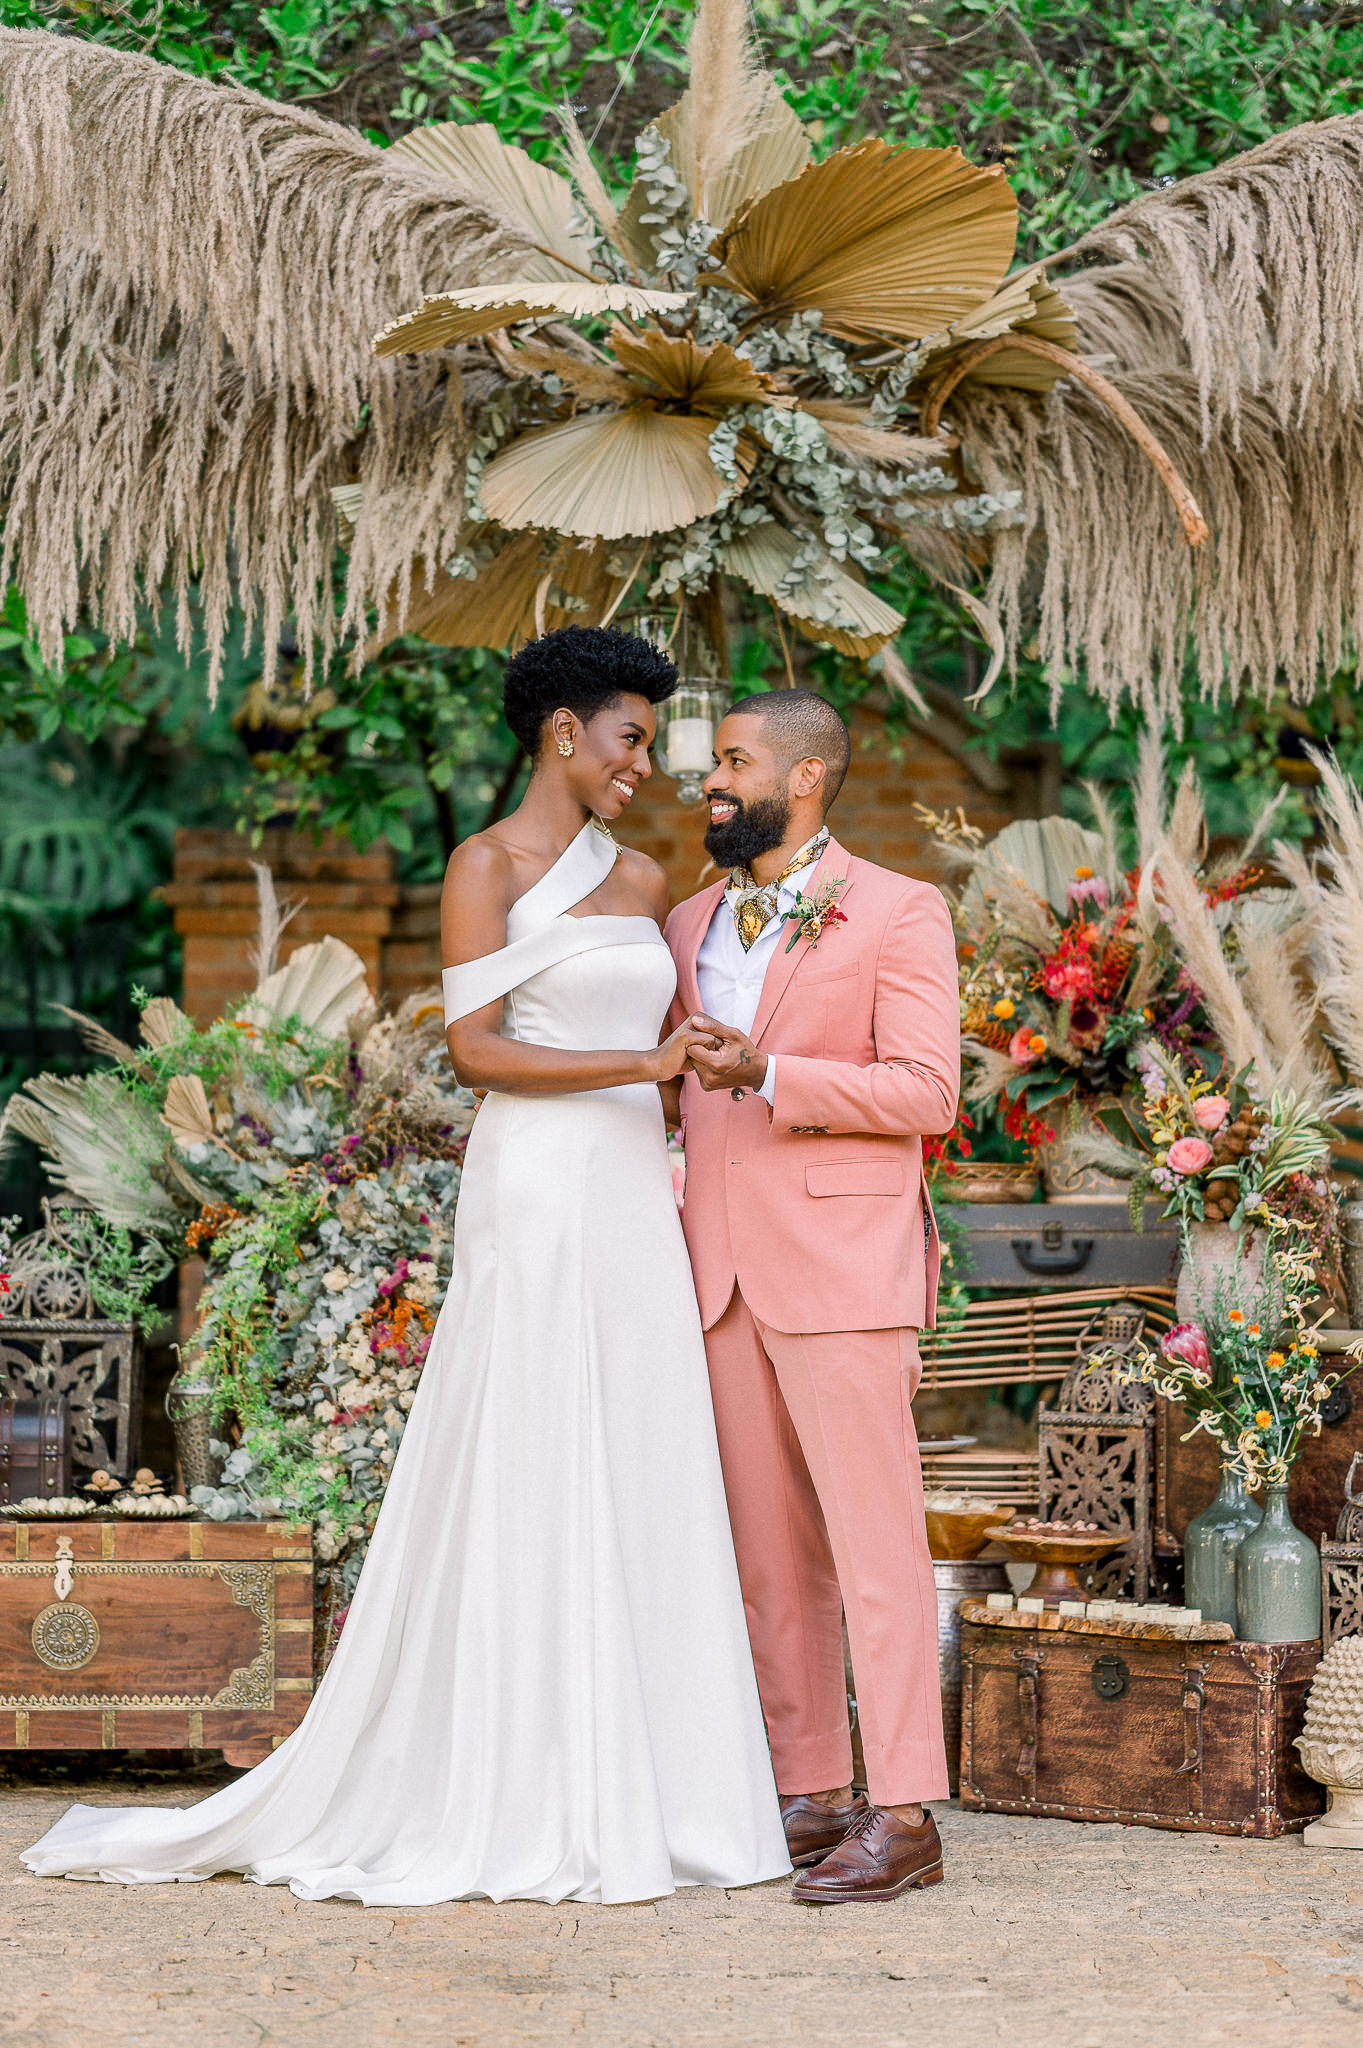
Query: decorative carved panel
[{"left": 1038, "top": 1416, "right": 1153, "bottom": 1601}]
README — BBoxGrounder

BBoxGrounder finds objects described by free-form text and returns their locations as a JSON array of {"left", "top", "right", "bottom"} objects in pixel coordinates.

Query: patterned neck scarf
[{"left": 725, "top": 829, "right": 829, "bottom": 952}]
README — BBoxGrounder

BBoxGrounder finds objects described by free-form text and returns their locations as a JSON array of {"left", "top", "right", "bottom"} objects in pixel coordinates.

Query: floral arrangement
[
  {"left": 0, "top": 886, "right": 475, "bottom": 1610},
  {"left": 1119, "top": 1048, "right": 1338, "bottom": 1262},
  {"left": 1096, "top": 1229, "right": 1352, "bottom": 1490}
]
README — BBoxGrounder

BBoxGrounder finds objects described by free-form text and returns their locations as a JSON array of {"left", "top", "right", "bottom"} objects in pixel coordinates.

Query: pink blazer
[{"left": 664, "top": 840, "right": 961, "bottom": 1336}]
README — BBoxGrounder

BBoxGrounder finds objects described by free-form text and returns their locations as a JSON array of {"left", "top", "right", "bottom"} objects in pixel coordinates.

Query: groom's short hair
[{"left": 738, "top": 691, "right": 851, "bottom": 808}]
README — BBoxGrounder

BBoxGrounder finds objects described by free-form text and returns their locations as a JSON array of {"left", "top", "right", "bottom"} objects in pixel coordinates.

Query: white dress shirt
[{"left": 695, "top": 839, "right": 826, "bottom": 1103}]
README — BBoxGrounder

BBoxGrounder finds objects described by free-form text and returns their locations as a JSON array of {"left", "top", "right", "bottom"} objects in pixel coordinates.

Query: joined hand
[{"left": 684, "top": 1016, "right": 768, "bottom": 1093}]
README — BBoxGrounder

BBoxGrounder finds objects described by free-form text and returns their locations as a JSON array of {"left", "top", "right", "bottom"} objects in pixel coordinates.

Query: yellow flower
[
  {"left": 1267, "top": 1351, "right": 1285, "bottom": 1370},
  {"left": 1255, "top": 1409, "right": 1273, "bottom": 1428},
  {"left": 992, "top": 998, "right": 1015, "bottom": 1020},
  {"left": 1300, "top": 1343, "right": 1318, "bottom": 1359}
]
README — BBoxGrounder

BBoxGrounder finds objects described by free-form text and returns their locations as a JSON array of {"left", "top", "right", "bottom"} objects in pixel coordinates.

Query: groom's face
[{"left": 702, "top": 713, "right": 792, "bottom": 869}]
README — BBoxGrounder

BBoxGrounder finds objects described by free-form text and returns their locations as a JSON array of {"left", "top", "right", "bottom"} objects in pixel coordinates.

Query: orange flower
[
  {"left": 1074, "top": 866, "right": 1094, "bottom": 881},
  {"left": 1028, "top": 1033, "right": 1046, "bottom": 1056},
  {"left": 1227, "top": 1310, "right": 1245, "bottom": 1325},
  {"left": 1255, "top": 1409, "right": 1272, "bottom": 1428},
  {"left": 1247, "top": 1323, "right": 1261, "bottom": 1336},
  {"left": 1267, "top": 1352, "right": 1285, "bottom": 1370}
]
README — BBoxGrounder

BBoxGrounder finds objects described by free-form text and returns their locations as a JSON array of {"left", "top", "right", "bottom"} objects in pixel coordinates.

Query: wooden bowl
[
  {"left": 925, "top": 1503, "right": 1005, "bottom": 1561},
  {"left": 984, "top": 1525, "right": 1129, "bottom": 1605}
]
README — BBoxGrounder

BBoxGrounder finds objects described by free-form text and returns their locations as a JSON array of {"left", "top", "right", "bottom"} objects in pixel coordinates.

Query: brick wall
[{"left": 168, "top": 705, "right": 1018, "bottom": 1017}]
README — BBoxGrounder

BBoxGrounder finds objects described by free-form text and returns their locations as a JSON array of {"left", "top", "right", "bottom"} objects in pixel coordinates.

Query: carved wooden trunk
[
  {"left": 0, "top": 1397, "right": 70, "bottom": 1503},
  {"left": 0, "top": 1518, "right": 314, "bottom": 1767},
  {"left": 959, "top": 1617, "right": 1322, "bottom": 1837}
]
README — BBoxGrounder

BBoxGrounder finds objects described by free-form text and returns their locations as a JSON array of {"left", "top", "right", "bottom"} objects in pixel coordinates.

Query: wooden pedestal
[{"left": 0, "top": 1518, "right": 314, "bottom": 1767}]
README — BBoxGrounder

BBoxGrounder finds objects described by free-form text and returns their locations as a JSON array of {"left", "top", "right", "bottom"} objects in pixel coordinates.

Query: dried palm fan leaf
[
  {"left": 238, "top": 935, "right": 371, "bottom": 1037},
  {"left": 480, "top": 408, "right": 753, "bottom": 540},
  {"left": 967, "top": 817, "right": 1108, "bottom": 917},
  {"left": 942, "top": 272, "right": 1080, "bottom": 392},
  {"left": 162, "top": 1073, "right": 215, "bottom": 1150},
  {"left": 139, "top": 996, "right": 192, "bottom": 1051},
  {"left": 713, "top": 139, "right": 1017, "bottom": 343},
  {"left": 511, "top": 340, "right": 636, "bottom": 406},
  {"left": 720, "top": 520, "right": 905, "bottom": 655},
  {"left": 373, "top": 280, "right": 689, "bottom": 356},
  {"left": 388, "top": 122, "right": 593, "bottom": 284},
  {"left": 800, "top": 401, "right": 951, "bottom": 467},
  {"left": 1, "top": 1076, "right": 183, "bottom": 1229},
  {"left": 0, "top": 26, "right": 533, "bottom": 688},
  {"left": 365, "top": 531, "right": 632, "bottom": 654},
  {"left": 611, "top": 330, "right": 776, "bottom": 411}
]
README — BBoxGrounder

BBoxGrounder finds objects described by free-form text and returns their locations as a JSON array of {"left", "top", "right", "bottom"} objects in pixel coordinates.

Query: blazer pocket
[
  {"left": 806, "top": 1160, "right": 905, "bottom": 1198},
  {"left": 799, "top": 959, "right": 860, "bottom": 986}
]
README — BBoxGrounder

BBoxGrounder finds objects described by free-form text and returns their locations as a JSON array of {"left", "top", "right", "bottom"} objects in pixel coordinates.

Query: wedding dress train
[{"left": 23, "top": 820, "right": 790, "bottom": 1905}]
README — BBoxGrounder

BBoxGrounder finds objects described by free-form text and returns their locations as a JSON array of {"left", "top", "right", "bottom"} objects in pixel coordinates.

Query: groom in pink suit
[{"left": 664, "top": 691, "right": 961, "bottom": 1904}]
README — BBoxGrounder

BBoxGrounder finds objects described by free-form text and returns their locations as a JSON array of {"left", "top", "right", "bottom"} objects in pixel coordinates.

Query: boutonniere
[{"left": 782, "top": 877, "right": 849, "bottom": 953}]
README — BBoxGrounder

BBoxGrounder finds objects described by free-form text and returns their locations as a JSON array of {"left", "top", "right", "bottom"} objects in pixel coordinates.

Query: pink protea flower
[
  {"left": 1161, "top": 1322, "right": 1212, "bottom": 1380},
  {"left": 1166, "top": 1135, "right": 1214, "bottom": 1176},
  {"left": 1066, "top": 872, "right": 1110, "bottom": 913},
  {"left": 1192, "top": 1095, "right": 1231, "bottom": 1132}
]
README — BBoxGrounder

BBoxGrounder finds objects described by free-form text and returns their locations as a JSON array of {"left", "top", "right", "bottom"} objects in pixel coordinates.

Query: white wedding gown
[{"left": 23, "top": 820, "right": 789, "bottom": 1906}]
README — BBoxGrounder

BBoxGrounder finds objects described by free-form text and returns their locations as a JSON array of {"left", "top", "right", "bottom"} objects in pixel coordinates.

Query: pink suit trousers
[{"left": 664, "top": 842, "right": 960, "bottom": 1807}]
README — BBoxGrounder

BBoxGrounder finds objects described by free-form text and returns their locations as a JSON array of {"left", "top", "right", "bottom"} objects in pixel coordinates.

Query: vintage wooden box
[
  {"left": 0, "top": 1517, "right": 314, "bottom": 1767},
  {"left": 959, "top": 1608, "right": 1323, "bottom": 1837}
]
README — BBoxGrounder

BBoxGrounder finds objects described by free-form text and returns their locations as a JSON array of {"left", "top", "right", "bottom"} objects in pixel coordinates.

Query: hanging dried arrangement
[{"left": 4, "top": 6, "right": 1363, "bottom": 718}]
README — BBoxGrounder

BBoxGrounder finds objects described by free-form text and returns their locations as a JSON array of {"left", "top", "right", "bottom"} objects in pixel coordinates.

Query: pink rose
[
  {"left": 1166, "top": 1135, "right": 1214, "bottom": 1176},
  {"left": 1192, "top": 1095, "right": 1230, "bottom": 1132},
  {"left": 1161, "top": 1322, "right": 1212, "bottom": 1380},
  {"left": 1008, "top": 1026, "right": 1041, "bottom": 1067}
]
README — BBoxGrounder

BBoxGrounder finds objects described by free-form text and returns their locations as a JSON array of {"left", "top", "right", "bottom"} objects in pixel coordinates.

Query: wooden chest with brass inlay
[{"left": 0, "top": 1518, "right": 314, "bottom": 1766}]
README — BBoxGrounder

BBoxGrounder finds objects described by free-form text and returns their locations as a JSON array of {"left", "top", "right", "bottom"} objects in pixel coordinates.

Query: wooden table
[{"left": 0, "top": 1517, "right": 314, "bottom": 1766}]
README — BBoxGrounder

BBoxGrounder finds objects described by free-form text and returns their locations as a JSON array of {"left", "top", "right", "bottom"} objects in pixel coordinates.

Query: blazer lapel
[
  {"left": 750, "top": 840, "right": 858, "bottom": 1045},
  {"left": 679, "top": 878, "right": 728, "bottom": 1016}
]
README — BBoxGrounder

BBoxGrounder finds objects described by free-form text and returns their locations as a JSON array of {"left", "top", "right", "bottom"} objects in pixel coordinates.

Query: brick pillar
[{"left": 162, "top": 830, "right": 399, "bottom": 1025}]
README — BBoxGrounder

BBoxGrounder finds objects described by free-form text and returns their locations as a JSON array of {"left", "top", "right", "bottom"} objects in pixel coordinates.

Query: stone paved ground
[{"left": 1, "top": 1770, "right": 1362, "bottom": 2048}]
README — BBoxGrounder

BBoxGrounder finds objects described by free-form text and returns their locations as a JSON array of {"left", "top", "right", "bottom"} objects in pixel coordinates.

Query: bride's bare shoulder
[
  {"left": 442, "top": 830, "right": 517, "bottom": 898},
  {"left": 615, "top": 844, "right": 670, "bottom": 922}
]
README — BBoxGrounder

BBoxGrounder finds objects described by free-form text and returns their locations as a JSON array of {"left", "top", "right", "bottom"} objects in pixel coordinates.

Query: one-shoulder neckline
[{"left": 506, "top": 819, "right": 615, "bottom": 922}]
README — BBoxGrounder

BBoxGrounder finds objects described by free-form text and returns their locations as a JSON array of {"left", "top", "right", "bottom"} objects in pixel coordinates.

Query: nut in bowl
[
  {"left": 924, "top": 1494, "right": 1006, "bottom": 1561},
  {"left": 984, "top": 1517, "right": 1129, "bottom": 1606}
]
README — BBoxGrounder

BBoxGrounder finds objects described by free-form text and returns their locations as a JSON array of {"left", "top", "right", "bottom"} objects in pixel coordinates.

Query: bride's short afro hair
[{"left": 502, "top": 626, "right": 679, "bottom": 755}]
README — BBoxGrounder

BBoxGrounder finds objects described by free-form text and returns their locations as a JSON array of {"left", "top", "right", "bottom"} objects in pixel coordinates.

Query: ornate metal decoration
[
  {"left": 30, "top": 1601, "right": 100, "bottom": 1671},
  {"left": 0, "top": 1204, "right": 142, "bottom": 1475},
  {"left": 1336, "top": 1451, "right": 1363, "bottom": 1544},
  {"left": 1036, "top": 1299, "right": 1161, "bottom": 1600},
  {"left": 1057, "top": 1300, "right": 1157, "bottom": 1416},
  {"left": 0, "top": 1558, "right": 275, "bottom": 1710}
]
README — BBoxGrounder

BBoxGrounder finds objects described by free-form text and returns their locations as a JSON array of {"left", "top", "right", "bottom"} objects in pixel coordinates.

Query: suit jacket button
[{"left": 731, "top": 1087, "right": 746, "bottom": 1101}]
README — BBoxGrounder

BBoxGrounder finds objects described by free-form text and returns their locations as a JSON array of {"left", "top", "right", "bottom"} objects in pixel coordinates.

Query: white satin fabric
[{"left": 23, "top": 821, "right": 789, "bottom": 1906}]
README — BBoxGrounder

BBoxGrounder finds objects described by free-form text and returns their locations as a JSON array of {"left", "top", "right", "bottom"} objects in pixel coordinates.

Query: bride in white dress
[{"left": 23, "top": 626, "right": 790, "bottom": 1906}]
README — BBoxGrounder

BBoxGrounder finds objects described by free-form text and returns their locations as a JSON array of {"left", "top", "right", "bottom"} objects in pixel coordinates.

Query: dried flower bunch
[
  {"left": 0, "top": 870, "right": 475, "bottom": 1604},
  {"left": 1096, "top": 1246, "right": 1353, "bottom": 1492},
  {"left": 8, "top": 10, "right": 1363, "bottom": 713}
]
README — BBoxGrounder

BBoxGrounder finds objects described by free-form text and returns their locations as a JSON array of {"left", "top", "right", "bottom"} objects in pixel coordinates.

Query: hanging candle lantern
[{"left": 633, "top": 609, "right": 732, "bottom": 805}]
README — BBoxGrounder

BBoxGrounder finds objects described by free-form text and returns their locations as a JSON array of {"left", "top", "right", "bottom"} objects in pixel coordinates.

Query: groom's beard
[{"left": 703, "top": 788, "right": 792, "bottom": 871}]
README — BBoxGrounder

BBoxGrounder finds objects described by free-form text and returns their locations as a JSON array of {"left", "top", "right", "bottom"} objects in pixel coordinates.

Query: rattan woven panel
[
  {"left": 919, "top": 1448, "right": 1040, "bottom": 1510},
  {"left": 919, "top": 1287, "right": 1177, "bottom": 1389}
]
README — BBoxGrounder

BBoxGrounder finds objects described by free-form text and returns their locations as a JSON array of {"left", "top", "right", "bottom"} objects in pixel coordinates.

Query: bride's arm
[{"left": 442, "top": 837, "right": 706, "bottom": 1097}]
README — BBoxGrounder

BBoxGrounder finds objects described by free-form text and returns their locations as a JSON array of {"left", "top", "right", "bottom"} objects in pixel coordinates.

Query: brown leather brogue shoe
[
  {"left": 790, "top": 1806, "right": 943, "bottom": 1903},
  {"left": 779, "top": 1792, "right": 871, "bottom": 1868}
]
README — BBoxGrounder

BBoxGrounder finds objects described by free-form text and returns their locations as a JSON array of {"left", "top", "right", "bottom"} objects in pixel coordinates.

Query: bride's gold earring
[{"left": 557, "top": 736, "right": 574, "bottom": 758}]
